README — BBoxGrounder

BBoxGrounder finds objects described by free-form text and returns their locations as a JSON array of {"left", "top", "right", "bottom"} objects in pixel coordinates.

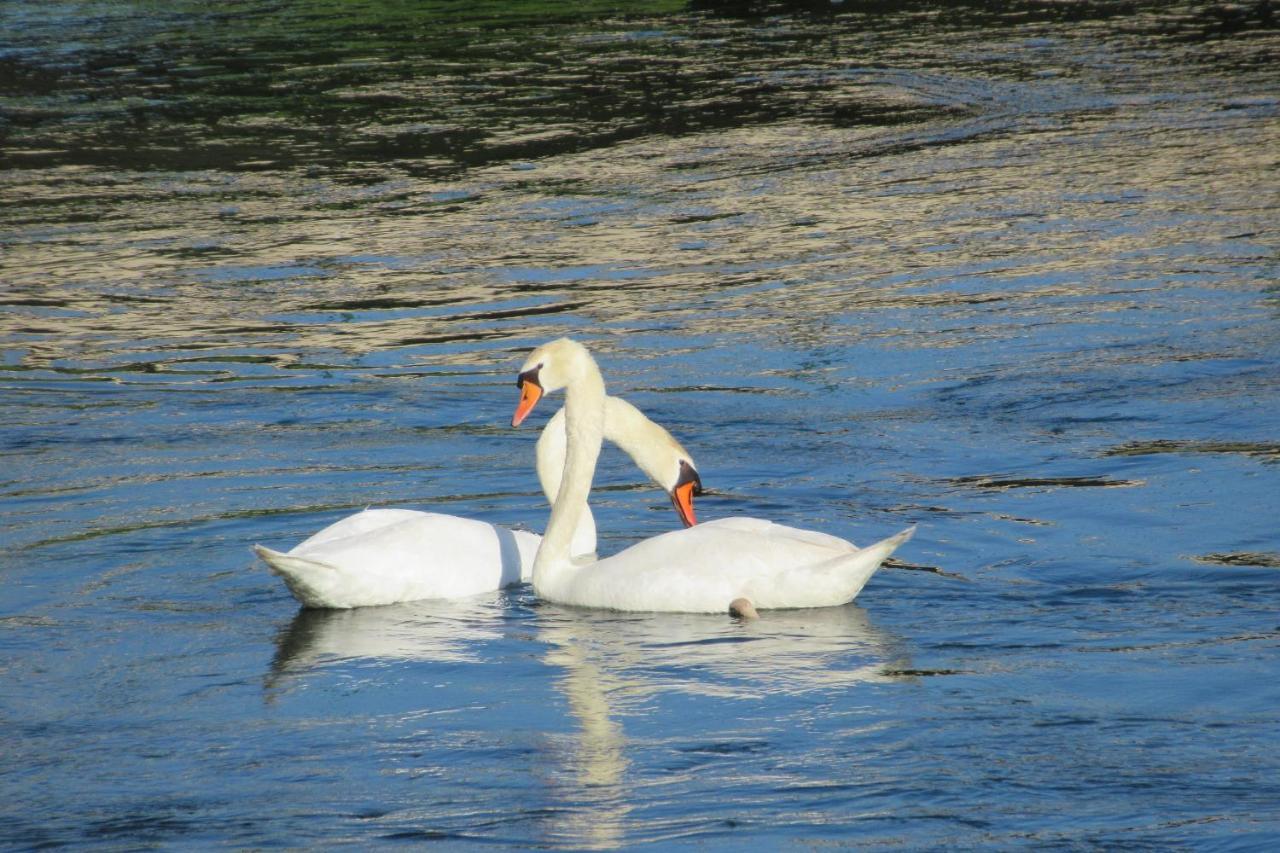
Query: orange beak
[
  {"left": 671, "top": 480, "right": 697, "bottom": 528},
  {"left": 512, "top": 380, "right": 543, "bottom": 427}
]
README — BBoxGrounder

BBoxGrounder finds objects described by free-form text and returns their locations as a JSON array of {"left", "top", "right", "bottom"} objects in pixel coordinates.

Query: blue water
[{"left": 2, "top": 1, "right": 1279, "bottom": 848}]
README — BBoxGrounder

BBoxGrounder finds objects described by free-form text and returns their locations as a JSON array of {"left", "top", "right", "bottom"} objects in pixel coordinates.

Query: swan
[
  {"left": 254, "top": 396, "right": 703, "bottom": 609},
  {"left": 511, "top": 338, "right": 915, "bottom": 614}
]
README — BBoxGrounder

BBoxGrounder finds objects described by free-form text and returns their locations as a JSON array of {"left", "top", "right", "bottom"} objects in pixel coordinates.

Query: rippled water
[{"left": 3, "top": 0, "right": 1279, "bottom": 847}]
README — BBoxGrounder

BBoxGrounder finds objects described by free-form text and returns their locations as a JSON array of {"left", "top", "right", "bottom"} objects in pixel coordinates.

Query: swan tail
[
  {"left": 253, "top": 545, "right": 349, "bottom": 609},
  {"left": 799, "top": 525, "right": 916, "bottom": 607},
  {"left": 862, "top": 525, "right": 916, "bottom": 562}
]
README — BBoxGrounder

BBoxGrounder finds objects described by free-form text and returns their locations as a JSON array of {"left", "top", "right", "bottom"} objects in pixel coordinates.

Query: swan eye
[
  {"left": 677, "top": 459, "right": 703, "bottom": 496},
  {"left": 516, "top": 363, "right": 542, "bottom": 389}
]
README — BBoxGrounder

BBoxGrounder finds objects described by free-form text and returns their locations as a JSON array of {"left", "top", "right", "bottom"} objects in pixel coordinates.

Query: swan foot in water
[{"left": 729, "top": 597, "right": 759, "bottom": 619}]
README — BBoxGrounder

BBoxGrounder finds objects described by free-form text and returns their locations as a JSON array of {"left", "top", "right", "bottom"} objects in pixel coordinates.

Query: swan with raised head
[
  {"left": 254, "top": 396, "right": 702, "bottom": 609},
  {"left": 511, "top": 338, "right": 915, "bottom": 614}
]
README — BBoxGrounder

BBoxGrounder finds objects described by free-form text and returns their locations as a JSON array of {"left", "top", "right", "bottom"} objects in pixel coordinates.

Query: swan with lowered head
[
  {"left": 512, "top": 338, "right": 915, "bottom": 614},
  {"left": 255, "top": 396, "right": 702, "bottom": 609}
]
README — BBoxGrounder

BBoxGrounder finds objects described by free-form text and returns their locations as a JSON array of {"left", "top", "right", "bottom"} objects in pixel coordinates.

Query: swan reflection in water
[
  {"left": 267, "top": 597, "right": 910, "bottom": 847},
  {"left": 534, "top": 603, "right": 909, "bottom": 848},
  {"left": 537, "top": 603, "right": 907, "bottom": 701},
  {"left": 266, "top": 595, "right": 507, "bottom": 689}
]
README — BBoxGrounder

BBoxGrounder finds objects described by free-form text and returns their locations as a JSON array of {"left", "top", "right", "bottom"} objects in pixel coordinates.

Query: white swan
[
  {"left": 512, "top": 338, "right": 915, "bottom": 614},
  {"left": 254, "top": 396, "right": 702, "bottom": 609}
]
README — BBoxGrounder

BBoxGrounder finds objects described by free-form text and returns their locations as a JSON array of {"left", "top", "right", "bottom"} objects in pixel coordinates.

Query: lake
[{"left": 2, "top": 0, "right": 1279, "bottom": 847}]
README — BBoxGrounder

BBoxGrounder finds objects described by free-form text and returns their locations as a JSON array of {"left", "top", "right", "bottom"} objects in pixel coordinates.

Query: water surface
[{"left": 2, "top": 1, "right": 1279, "bottom": 848}]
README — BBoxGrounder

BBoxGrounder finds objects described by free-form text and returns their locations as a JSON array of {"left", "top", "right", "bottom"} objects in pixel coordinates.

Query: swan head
[
  {"left": 513, "top": 338, "right": 704, "bottom": 527},
  {"left": 512, "top": 338, "right": 595, "bottom": 427},
  {"left": 669, "top": 457, "right": 703, "bottom": 527}
]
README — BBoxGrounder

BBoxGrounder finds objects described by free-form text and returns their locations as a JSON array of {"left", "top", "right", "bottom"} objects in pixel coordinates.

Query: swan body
[
  {"left": 255, "top": 511, "right": 538, "bottom": 609},
  {"left": 255, "top": 396, "right": 701, "bottom": 609},
  {"left": 533, "top": 517, "right": 913, "bottom": 612},
  {"left": 514, "top": 338, "right": 915, "bottom": 614}
]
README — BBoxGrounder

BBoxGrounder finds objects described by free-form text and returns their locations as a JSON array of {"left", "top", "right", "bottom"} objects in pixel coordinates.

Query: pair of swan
[
  {"left": 254, "top": 396, "right": 701, "bottom": 608},
  {"left": 256, "top": 338, "right": 913, "bottom": 614}
]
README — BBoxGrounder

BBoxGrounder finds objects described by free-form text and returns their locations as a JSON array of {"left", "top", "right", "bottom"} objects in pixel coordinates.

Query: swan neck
[
  {"left": 534, "top": 359, "right": 606, "bottom": 586},
  {"left": 536, "top": 408, "right": 596, "bottom": 555},
  {"left": 601, "top": 396, "right": 683, "bottom": 489}
]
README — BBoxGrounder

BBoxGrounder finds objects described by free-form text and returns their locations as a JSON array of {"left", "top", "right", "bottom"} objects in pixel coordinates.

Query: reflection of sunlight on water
[
  {"left": 3, "top": 0, "right": 1274, "bottom": 393},
  {"left": 5, "top": 93, "right": 1271, "bottom": 377}
]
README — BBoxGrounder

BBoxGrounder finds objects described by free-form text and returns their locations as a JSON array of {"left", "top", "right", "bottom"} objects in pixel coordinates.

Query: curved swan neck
[
  {"left": 535, "top": 408, "right": 570, "bottom": 504},
  {"left": 600, "top": 396, "right": 691, "bottom": 489},
  {"left": 540, "top": 398, "right": 693, "bottom": 499},
  {"left": 535, "top": 407, "right": 596, "bottom": 556},
  {"left": 534, "top": 349, "right": 607, "bottom": 585}
]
